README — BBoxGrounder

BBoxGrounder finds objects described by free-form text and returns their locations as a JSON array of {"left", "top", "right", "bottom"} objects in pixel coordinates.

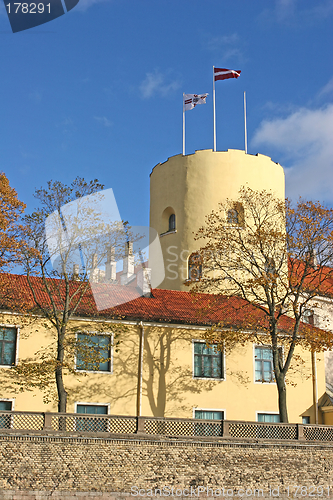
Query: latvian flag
[
  {"left": 184, "top": 93, "right": 208, "bottom": 111},
  {"left": 214, "top": 68, "right": 241, "bottom": 81}
]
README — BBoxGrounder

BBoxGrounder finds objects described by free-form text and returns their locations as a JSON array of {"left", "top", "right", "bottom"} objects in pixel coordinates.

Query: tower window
[
  {"left": 227, "top": 209, "right": 239, "bottom": 224},
  {"left": 188, "top": 253, "right": 202, "bottom": 281},
  {"left": 169, "top": 214, "right": 176, "bottom": 232}
]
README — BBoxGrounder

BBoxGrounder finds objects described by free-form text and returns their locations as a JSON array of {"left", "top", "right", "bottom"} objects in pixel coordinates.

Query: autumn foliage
[{"left": 190, "top": 187, "right": 333, "bottom": 422}]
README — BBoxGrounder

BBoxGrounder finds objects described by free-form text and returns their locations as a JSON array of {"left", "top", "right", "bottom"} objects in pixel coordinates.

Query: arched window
[
  {"left": 227, "top": 209, "right": 239, "bottom": 224},
  {"left": 188, "top": 253, "right": 202, "bottom": 281},
  {"left": 169, "top": 213, "right": 176, "bottom": 232}
]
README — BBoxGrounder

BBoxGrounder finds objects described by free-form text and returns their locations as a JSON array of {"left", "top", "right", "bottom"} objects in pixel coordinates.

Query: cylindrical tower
[{"left": 150, "top": 149, "right": 285, "bottom": 291}]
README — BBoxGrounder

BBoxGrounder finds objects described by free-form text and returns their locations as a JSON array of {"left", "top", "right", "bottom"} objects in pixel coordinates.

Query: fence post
[
  {"left": 43, "top": 412, "right": 53, "bottom": 431},
  {"left": 136, "top": 416, "right": 145, "bottom": 434},
  {"left": 297, "top": 424, "right": 305, "bottom": 441},
  {"left": 222, "top": 420, "right": 231, "bottom": 438}
]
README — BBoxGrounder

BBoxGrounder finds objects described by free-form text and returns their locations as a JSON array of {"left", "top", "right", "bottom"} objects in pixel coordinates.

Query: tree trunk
[
  {"left": 56, "top": 330, "right": 68, "bottom": 413},
  {"left": 276, "top": 373, "right": 288, "bottom": 423}
]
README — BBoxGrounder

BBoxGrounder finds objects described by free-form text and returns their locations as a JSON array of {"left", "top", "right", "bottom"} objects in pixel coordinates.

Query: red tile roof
[{"left": 0, "top": 273, "right": 312, "bottom": 335}]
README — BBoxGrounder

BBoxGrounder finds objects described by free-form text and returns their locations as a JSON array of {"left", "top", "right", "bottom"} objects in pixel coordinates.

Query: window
[
  {"left": 227, "top": 208, "right": 239, "bottom": 224},
  {"left": 76, "top": 404, "right": 108, "bottom": 432},
  {"left": 302, "top": 416, "right": 310, "bottom": 424},
  {"left": 194, "top": 409, "right": 224, "bottom": 436},
  {"left": 227, "top": 203, "right": 244, "bottom": 226},
  {"left": 0, "top": 327, "right": 17, "bottom": 366},
  {"left": 195, "top": 410, "right": 224, "bottom": 420},
  {"left": 0, "top": 400, "right": 12, "bottom": 429},
  {"left": 194, "top": 342, "right": 223, "bottom": 379},
  {"left": 168, "top": 214, "right": 176, "bottom": 232},
  {"left": 76, "top": 333, "right": 111, "bottom": 372},
  {"left": 254, "top": 346, "right": 275, "bottom": 383},
  {"left": 257, "top": 413, "right": 280, "bottom": 423},
  {"left": 188, "top": 253, "right": 202, "bottom": 281},
  {"left": 264, "top": 257, "right": 276, "bottom": 276},
  {"left": 302, "top": 309, "right": 314, "bottom": 326}
]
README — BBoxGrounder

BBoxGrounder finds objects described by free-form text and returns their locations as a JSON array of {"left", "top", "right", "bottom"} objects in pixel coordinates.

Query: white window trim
[
  {"left": 74, "top": 331, "right": 113, "bottom": 374},
  {"left": 253, "top": 344, "right": 278, "bottom": 385},
  {"left": 160, "top": 229, "right": 177, "bottom": 237},
  {"left": 0, "top": 324, "right": 20, "bottom": 369},
  {"left": 0, "top": 398, "right": 15, "bottom": 410},
  {"left": 192, "top": 339, "right": 226, "bottom": 381},
  {"left": 193, "top": 407, "right": 226, "bottom": 420},
  {"left": 256, "top": 411, "right": 280, "bottom": 422},
  {"left": 0, "top": 398, "right": 15, "bottom": 429},
  {"left": 74, "top": 402, "right": 110, "bottom": 433},
  {"left": 74, "top": 401, "right": 110, "bottom": 414}
]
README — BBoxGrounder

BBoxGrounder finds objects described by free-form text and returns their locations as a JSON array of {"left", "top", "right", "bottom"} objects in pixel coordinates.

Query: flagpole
[
  {"left": 244, "top": 91, "right": 248, "bottom": 154},
  {"left": 183, "top": 93, "right": 185, "bottom": 156},
  {"left": 213, "top": 66, "right": 216, "bottom": 152}
]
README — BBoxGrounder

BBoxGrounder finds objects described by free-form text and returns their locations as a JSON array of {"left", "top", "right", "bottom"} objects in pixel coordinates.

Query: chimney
[
  {"left": 73, "top": 264, "right": 80, "bottom": 281},
  {"left": 90, "top": 253, "right": 99, "bottom": 283},
  {"left": 137, "top": 266, "right": 152, "bottom": 296},
  {"left": 121, "top": 241, "right": 135, "bottom": 284},
  {"left": 105, "top": 246, "right": 117, "bottom": 281}
]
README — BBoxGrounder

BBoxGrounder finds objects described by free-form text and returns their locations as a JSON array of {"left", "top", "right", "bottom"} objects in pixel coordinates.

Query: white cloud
[
  {"left": 318, "top": 77, "right": 333, "bottom": 98},
  {"left": 259, "top": 0, "right": 333, "bottom": 26},
  {"left": 94, "top": 116, "right": 112, "bottom": 127},
  {"left": 252, "top": 104, "right": 333, "bottom": 203},
  {"left": 275, "top": 0, "right": 297, "bottom": 21},
  {"left": 139, "top": 70, "right": 181, "bottom": 100},
  {"left": 204, "top": 33, "right": 242, "bottom": 62}
]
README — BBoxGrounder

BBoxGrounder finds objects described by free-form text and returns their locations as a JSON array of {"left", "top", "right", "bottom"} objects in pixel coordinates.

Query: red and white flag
[
  {"left": 214, "top": 68, "right": 241, "bottom": 81},
  {"left": 184, "top": 93, "right": 208, "bottom": 111}
]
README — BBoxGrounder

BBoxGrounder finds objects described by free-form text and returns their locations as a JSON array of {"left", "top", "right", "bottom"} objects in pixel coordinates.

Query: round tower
[{"left": 149, "top": 149, "right": 285, "bottom": 291}]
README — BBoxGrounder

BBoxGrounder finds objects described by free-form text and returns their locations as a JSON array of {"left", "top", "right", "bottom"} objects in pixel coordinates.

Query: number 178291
[{"left": 6, "top": 3, "right": 51, "bottom": 13}]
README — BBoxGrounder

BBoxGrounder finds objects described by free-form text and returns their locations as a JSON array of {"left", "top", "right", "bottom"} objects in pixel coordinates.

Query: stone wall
[{"left": 0, "top": 432, "right": 333, "bottom": 500}]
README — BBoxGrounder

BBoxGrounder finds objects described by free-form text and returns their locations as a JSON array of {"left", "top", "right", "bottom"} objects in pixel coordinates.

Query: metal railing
[{"left": 1, "top": 410, "right": 333, "bottom": 442}]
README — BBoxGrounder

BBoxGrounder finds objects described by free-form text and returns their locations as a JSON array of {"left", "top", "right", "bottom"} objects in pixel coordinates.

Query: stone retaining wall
[{"left": 0, "top": 432, "right": 332, "bottom": 499}]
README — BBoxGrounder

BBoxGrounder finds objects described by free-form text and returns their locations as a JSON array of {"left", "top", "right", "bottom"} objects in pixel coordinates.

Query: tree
[
  {"left": 189, "top": 187, "right": 333, "bottom": 423},
  {"left": 0, "top": 172, "right": 26, "bottom": 270},
  {"left": 0, "top": 172, "right": 29, "bottom": 312},
  {"left": 17, "top": 178, "right": 129, "bottom": 412}
]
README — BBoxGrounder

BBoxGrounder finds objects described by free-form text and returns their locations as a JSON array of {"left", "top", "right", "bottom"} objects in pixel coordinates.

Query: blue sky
[{"left": 1, "top": 0, "right": 333, "bottom": 227}]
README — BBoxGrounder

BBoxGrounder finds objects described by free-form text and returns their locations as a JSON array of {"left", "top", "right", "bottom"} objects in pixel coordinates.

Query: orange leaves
[{"left": 0, "top": 172, "right": 26, "bottom": 270}]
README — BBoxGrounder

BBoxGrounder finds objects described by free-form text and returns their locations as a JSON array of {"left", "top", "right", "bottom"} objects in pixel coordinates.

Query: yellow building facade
[{"left": 0, "top": 292, "right": 327, "bottom": 424}]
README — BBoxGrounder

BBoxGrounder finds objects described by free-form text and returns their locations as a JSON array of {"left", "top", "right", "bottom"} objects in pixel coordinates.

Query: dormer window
[
  {"left": 169, "top": 214, "right": 176, "bottom": 232},
  {"left": 302, "top": 309, "right": 314, "bottom": 326}
]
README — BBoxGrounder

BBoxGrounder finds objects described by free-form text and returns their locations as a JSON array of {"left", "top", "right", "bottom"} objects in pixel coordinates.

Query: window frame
[
  {"left": 0, "top": 324, "right": 20, "bottom": 369},
  {"left": 227, "top": 208, "right": 239, "bottom": 224},
  {"left": 193, "top": 407, "right": 226, "bottom": 420},
  {"left": 187, "top": 252, "right": 202, "bottom": 282},
  {"left": 0, "top": 399, "right": 15, "bottom": 429},
  {"left": 253, "top": 344, "right": 282, "bottom": 384},
  {"left": 74, "top": 402, "right": 110, "bottom": 433},
  {"left": 256, "top": 411, "right": 280, "bottom": 423},
  {"left": 75, "top": 332, "right": 113, "bottom": 374},
  {"left": 168, "top": 213, "right": 176, "bottom": 232},
  {"left": 302, "top": 309, "right": 315, "bottom": 326},
  {"left": 193, "top": 407, "right": 225, "bottom": 437},
  {"left": 192, "top": 340, "right": 225, "bottom": 381}
]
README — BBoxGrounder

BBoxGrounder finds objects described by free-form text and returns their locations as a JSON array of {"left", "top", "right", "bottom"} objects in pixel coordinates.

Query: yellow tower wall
[{"left": 150, "top": 149, "right": 285, "bottom": 291}]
